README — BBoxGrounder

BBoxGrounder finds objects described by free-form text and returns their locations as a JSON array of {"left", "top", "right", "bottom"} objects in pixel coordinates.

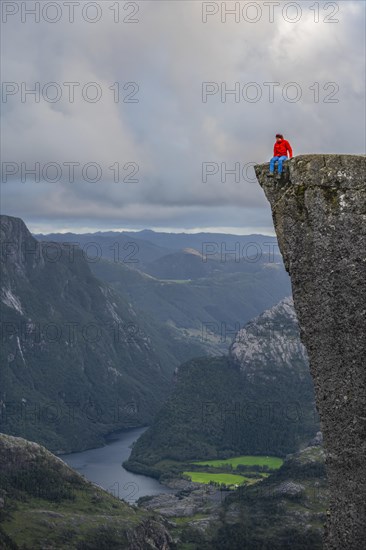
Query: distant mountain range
[
  {"left": 35, "top": 230, "right": 282, "bottom": 275},
  {"left": 36, "top": 229, "right": 291, "bottom": 355},
  {"left": 35, "top": 229, "right": 279, "bottom": 269}
]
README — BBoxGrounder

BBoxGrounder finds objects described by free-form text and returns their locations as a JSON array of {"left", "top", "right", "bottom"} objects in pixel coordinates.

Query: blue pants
[{"left": 270, "top": 156, "right": 288, "bottom": 174}]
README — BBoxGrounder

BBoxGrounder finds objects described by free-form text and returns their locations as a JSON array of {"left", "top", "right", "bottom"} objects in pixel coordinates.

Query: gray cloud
[{"left": 1, "top": 0, "right": 365, "bottom": 233}]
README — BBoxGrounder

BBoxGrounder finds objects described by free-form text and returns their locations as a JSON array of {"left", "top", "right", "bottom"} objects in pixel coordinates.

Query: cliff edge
[{"left": 255, "top": 154, "right": 366, "bottom": 549}]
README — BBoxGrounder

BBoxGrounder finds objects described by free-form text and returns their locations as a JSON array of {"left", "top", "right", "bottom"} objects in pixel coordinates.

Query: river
[{"left": 60, "top": 427, "right": 174, "bottom": 504}]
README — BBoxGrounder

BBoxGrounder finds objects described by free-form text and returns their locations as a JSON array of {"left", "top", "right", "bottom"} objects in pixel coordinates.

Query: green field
[
  {"left": 192, "top": 455, "right": 283, "bottom": 470},
  {"left": 183, "top": 455, "right": 283, "bottom": 487},
  {"left": 183, "top": 472, "right": 249, "bottom": 486}
]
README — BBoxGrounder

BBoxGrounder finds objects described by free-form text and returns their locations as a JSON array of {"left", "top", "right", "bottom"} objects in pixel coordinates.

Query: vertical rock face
[
  {"left": 255, "top": 154, "right": 366, "bottom": 549},
  {"left": 230, "top": 296, "right": 309, "bottom": 376}
]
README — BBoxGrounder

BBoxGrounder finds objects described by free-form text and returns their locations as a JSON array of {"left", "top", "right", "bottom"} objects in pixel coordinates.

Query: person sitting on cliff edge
[{"left": 268, "top": 134, "right": 293, "bottom": 179}]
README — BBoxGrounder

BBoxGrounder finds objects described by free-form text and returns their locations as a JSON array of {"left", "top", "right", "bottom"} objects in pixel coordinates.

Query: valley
[{"left": 0, "top": 214, "right": 327, "bottom": 549}]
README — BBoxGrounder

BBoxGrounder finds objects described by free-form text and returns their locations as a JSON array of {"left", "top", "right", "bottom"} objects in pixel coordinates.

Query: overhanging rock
[{"left": 255, "top": 154, "right": 366, "bottom": 550}]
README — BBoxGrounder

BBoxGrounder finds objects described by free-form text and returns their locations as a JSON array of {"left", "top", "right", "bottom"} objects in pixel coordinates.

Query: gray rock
[
  {"left": 163, "top": 478, "right": 199, "bottom": 491},
  {"left": 229, "top": 296, "right": 309, "bottom": 379},
  {"left": 140, "top": 480, "right": 222, "bottom": 524},
  {"left": 273, "top": 481, "right": 305, "bottom": 497},
  {"left": 127, "top": 518, "right": 173, "bottom": 550},
  {"left": 309, "top": 431, "right": 323, "bottom": 447},
  {"left": 255, "top": 154, "right": 366, "bottom": 550}
]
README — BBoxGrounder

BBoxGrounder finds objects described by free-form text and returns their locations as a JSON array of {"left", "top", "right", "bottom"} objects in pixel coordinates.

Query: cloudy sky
[{"left": 1, "top": 0, "right": 365, "bottom": 234}]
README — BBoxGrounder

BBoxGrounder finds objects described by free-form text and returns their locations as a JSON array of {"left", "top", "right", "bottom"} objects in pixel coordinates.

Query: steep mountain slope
[
  {"left": 0, "top": 433, "right": 173, "bottom": 549},
  {"left": 255, "top": 154, "right": 366, "bottom": 549},
  {"left": 125, "top": 298, "right": 319, "bottom": 475},
  {"left": 0, "top": 215, "right": 195, "bottom": 452}
]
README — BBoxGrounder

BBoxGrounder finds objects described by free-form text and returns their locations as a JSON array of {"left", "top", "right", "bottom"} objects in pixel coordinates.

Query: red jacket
[{"left": 274, "top": 139, "right": 293, "bottom": 158}]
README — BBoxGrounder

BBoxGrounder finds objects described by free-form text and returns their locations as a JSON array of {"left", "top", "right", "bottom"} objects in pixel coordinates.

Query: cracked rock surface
[{"left": 255, "top": 154, "right": 366, "bottom": 550}]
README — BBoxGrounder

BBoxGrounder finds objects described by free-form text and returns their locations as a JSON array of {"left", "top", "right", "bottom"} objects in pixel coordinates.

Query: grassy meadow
[
  {"left": 193, "top": 455, "right": 284, "bottom": 470},
  {"left": 182, "top": 455, "right": 283, "bottom": 488}
]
